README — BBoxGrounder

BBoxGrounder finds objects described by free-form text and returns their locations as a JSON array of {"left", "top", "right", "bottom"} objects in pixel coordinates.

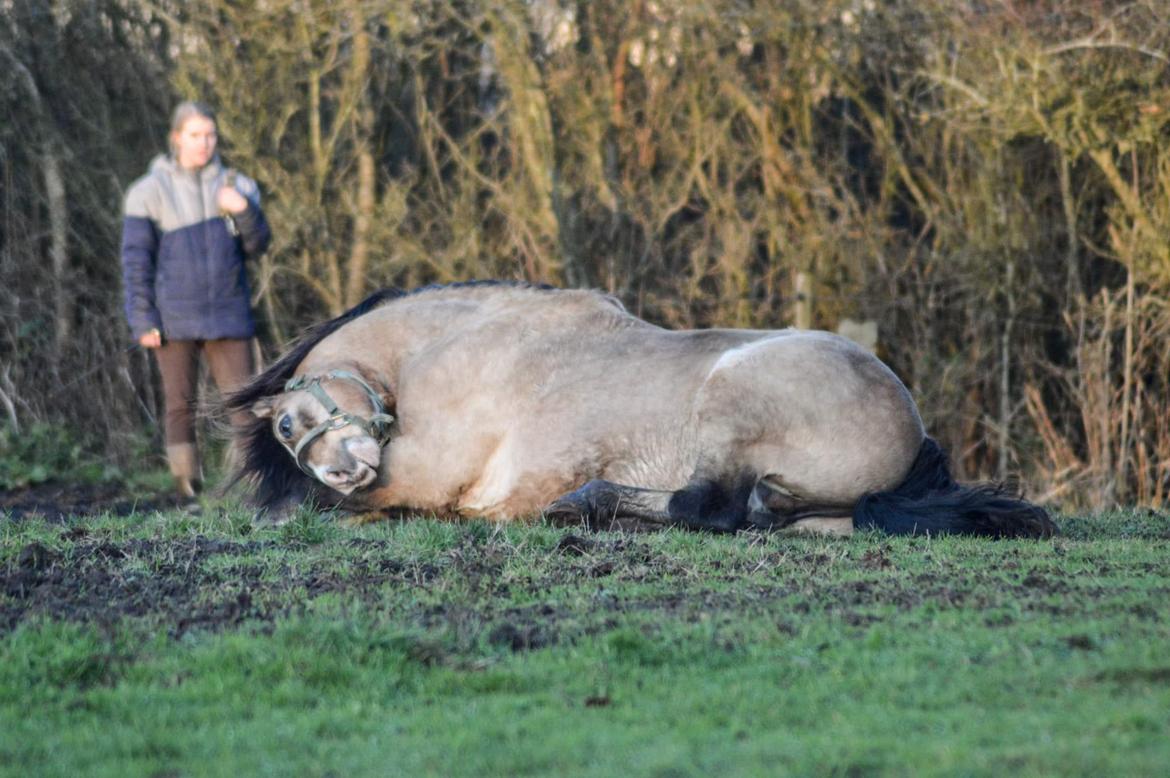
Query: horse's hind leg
[
  {"left": 545, "top": 476, "right": 754, "bottom": 533},
  {"left": 745, "top": 475, "right": 854, "bottom": 536},
  {"left": 782, "top": 518, "right": 854, "bottom": 536}
]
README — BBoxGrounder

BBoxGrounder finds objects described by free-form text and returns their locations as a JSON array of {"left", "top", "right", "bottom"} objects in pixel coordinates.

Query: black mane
[{"left": 225, "top": 280, "right": 555, "bottom": 509}]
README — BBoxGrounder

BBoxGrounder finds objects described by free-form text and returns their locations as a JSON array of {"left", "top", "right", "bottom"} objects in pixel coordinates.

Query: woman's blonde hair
[{"left": 168, "top": 101, "right": 217, "bottom": 154}]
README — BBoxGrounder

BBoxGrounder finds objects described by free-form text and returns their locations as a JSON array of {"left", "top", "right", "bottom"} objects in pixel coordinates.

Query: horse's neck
[
  {"left": 298, "top": 289, "right": 630, "bottom": 386},
  {"left": 299, "top": 300, "right": 490, "bottom": 389},
  {"left": 295, "top": 355, "right": 378, "bottom": 386}
]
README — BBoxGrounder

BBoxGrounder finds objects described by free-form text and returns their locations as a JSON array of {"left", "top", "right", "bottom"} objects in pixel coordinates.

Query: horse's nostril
[
  {"left": 323, "top": 464, "right": 374, "bottom": 486},
  {"left": 346, "top": 438, "right": 381, "bottom": 468}
]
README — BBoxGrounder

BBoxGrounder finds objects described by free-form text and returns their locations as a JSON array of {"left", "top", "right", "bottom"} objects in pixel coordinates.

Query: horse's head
[{"left": 250, "top": 369, "right": 394, "bottom": 495}]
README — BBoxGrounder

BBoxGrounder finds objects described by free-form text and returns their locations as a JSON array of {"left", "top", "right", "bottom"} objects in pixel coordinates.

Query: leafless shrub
[{"left": 2, "top": 0, "right": 1167, "bottom": 507}]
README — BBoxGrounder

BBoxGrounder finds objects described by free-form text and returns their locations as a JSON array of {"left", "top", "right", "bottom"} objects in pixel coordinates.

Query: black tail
[{"left": 853, "top": 438, "right": 1058, "bottom": 538}]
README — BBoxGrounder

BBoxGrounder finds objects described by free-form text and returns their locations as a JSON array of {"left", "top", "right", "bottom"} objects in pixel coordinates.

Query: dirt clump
[{"left": 1, "top": 480, "right": 182, "bottom": 521}]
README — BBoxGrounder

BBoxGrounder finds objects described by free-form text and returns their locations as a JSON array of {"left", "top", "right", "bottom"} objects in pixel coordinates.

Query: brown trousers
[{"left": 154, "top": 338, "right": 255, "bottom": 451}]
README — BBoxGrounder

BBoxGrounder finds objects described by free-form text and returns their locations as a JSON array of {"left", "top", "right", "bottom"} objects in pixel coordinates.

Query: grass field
[{"left": 1, "top": 501, "right": 1168, "bottom": 777}]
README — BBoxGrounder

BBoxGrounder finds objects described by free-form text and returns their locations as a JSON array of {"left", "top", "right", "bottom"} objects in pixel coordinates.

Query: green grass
[{"left": 1, "top": 503, "right": 1168, "bottom": 777}]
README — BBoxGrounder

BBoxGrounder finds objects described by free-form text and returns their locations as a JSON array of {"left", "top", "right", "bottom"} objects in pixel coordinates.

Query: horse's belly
[
  {"left": 455, "top": 433, "right": 579, "bottom": 519},
  {"left": 454, "top": 434, "right": 523, "bottom": 515},
  {"left": 601, "top": 453, "right": 691, "bottom": 492}
]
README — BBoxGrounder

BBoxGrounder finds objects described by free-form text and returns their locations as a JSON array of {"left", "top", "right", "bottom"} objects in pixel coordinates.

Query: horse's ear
[{"left": 251, "top": 397, "right": 276, "bottom": 419}]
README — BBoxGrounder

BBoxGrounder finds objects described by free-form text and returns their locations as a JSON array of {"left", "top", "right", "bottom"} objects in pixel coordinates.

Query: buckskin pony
[{"left": 227, "top": 282, "right": 1056, "bottom": 538}]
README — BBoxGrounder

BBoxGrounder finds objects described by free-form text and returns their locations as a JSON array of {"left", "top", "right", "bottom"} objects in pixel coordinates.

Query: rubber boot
[{"left": 167, "top": 443, "right": 203, "bottom": 508}]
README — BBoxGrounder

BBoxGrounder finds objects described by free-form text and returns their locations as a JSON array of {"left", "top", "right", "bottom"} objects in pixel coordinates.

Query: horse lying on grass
[{"left": 227, "top": 281, "right": 1057, "bottom": 538}]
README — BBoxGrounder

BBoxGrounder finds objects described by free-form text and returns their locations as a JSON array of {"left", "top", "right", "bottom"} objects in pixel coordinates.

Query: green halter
[{"left": 283, "top": 370, "right": 395, "bottom": 476}]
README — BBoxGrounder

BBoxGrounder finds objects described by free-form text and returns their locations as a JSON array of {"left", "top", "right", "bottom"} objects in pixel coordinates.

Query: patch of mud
[
  {"left": 3, "top": 538, "right": 265, "bottom": 634},
  {"left": 0, "top": 480, "right": 183, "bottom": 521},
  {"left": 3, "top": 528, "right": 1168, "bottom": 654},
  {"left": 0, "top": 536, "right": 441, "bottom": 637}
]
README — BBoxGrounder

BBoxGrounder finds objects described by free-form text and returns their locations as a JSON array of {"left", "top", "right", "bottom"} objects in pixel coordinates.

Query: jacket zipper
[{"left": 197, "top": 167, "right": 212, "bottom": 320}]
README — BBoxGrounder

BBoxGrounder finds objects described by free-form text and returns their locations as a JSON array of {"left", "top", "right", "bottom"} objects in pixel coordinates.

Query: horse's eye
[{"left": 278, "top": 414, "right": 293, "bottom": 439}]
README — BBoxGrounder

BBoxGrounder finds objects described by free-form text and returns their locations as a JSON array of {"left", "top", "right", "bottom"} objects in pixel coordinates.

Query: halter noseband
[{"left": 282, "top": 370, "right": 395, "bottom": 476}]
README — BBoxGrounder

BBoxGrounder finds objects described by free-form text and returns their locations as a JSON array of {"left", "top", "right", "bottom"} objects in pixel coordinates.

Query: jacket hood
[{"left": 149, "top": 153, "right": 225, "bottom": 182}]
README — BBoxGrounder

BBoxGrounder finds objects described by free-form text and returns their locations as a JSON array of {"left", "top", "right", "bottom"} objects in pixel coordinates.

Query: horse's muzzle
[
  {"left": 321, "top": 461, "right": 378, "bottom": 493},
  {"left": 320, "top": 437, "right": 381, "bottom": 493}
]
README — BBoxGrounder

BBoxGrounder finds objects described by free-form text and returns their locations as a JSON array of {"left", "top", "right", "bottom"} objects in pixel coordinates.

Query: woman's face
[{"left": 172, "top": 115, "right": 218, "bottom": 170}]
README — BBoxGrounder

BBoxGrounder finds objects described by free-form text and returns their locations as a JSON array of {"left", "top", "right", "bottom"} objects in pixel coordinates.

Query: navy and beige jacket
[{"left": 120, "top": 154, "right": 271, "bottom": 341}]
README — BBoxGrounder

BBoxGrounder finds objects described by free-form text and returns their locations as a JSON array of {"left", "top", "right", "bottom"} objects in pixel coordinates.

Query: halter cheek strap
[{"left": 283, "top": 370, "right": 395, "bottom": 476}]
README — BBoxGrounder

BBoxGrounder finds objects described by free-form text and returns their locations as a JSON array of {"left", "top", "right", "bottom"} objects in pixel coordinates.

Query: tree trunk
[
  {"left": 345, "top": 0, "right": 374, "bottom": 309},
  {"left": 44, "top": 142, "right": 70, "bottom": 354},
  {"left": 998, "top": 257, "right": 1015, "bottom": 482},
  {"left": 1057, "top": 152, "right": 1081, "bottom": 303},
  {"left": 346, "top": 144, "right": 375, "bottom": 309},
  {"left": 793, "top": 271, "right": 813, "bottom": 329}
]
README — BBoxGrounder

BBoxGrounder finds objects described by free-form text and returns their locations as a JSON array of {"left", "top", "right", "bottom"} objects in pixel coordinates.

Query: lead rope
[{"left": 221, "top": 168, "right": 240, "bottom": 236}]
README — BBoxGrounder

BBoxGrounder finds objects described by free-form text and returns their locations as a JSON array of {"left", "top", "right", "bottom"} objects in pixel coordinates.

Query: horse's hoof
[
  {"left": 544, "top": 496, "right": 591, "bottom": 527},
  {"left": 745, "top": 509, "right": 778, "bottom": 530},
  {"left": 744, "top": 509, "right": 801, "bottom": 531}
]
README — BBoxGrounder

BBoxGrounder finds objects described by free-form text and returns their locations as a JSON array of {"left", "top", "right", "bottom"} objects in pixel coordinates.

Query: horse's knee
[{"left": 666, "top": 476, "right": 754, "bottom": 533}]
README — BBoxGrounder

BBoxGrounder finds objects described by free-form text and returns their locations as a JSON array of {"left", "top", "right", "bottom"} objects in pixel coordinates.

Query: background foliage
[{"left": 1, "top": 0, "right": 1168, "bottom": 508}]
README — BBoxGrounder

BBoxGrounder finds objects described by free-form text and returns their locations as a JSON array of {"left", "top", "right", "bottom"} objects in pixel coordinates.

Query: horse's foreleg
[
  {"left": 545, "top": 480, "right": 673, "bottom": 528},
  {"left": 545, "top": 476, "right": 755, "bottom": 533},
  {"left": 546, "top": 474, "right": 859, "bottom": 536}
]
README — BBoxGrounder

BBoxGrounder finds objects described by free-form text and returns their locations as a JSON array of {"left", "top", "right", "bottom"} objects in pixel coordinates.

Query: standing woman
[{"left": 121, "top": 101, "right": 271, "bottom": 498}]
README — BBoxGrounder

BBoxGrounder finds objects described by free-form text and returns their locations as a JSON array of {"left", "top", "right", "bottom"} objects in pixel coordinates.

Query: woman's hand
[
  {"left": 138, "top": 328, "right": 162, "bottom": 349},
  {"left": 217, "top": 186, "right": 249, "bottom": 214}
]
